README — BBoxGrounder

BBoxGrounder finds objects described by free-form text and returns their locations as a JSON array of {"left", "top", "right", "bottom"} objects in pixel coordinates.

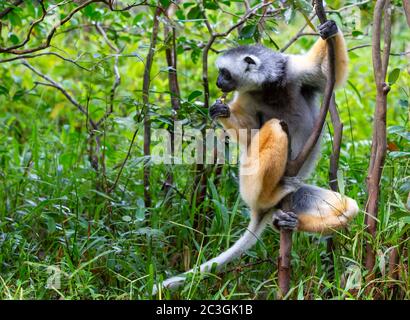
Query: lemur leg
[
  {"left": 289, "top": 185, "right": 359, "bottom": 234},
  {"left": 239, "top": 119, "right": 300, "bottom": 212}
]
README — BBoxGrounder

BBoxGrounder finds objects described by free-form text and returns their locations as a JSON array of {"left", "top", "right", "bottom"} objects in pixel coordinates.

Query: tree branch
[
  {"left": 280, "top": 14, "right": 316, "bottom": 53},
  {"left": 329, "top": 96, "right": 343, "bottom": 192},
  {"left": 0, "top": 52, "right": 90, "bottom": 71},
  {"left": 0, "top": 0, "right": 148, "bottom": 55},
  {"left": 22, "top": 61, "right": 97, "bottom": 129}
]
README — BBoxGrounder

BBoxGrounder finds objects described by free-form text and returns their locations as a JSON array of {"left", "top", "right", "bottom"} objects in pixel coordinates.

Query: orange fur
[
  {"left": 305, "top": 30, "right": 348, "bottom": 87},
  {"left": 240, "top": 119, "right": 288, "bottom": 212},
  {"left": 297, "top": 194, "right": 358, "bottom": 233}
]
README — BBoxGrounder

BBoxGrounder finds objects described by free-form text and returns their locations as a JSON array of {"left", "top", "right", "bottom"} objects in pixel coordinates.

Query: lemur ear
[{"left": 244, "top": 56, "right": 256, "bottom": 65}]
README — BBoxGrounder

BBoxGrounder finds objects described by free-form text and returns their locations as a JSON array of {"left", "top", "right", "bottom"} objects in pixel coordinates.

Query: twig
[
  {"left": 109, "top": 126, "right": 140, "bottom": 193},
  {"left": 95, "top": 21, "right": 121, "bottom": 128},
  {"left": 0, "top": 52, "right": 90, "bottom": 71},
  {"left": 95, "top": 22, "right": 120, "bottom": 52},
  {"left": 22, "top": 61, "right": 97, "bottom": 129},
  {"left": 0, "top": 0, "right": 104, "bottom": 54},
  {"left": 326, "top": 0, "right": 371, "bottom": 14},
  {"left": 104, "top": 0, "right": 149, "bottom": 11},
  {"left": 326, "top": 95, "right": 343, "bottom": 281},
  {"left": 0, "top": 0, "right": 24, "bottom": 19},
  {"left": 348, "top": 44, "right": 409, "bottom": 56},
  {"left": 329, "top": 96, "right": 343, "bottom": 191},
  {"left": 0, "top": 0, "right": 47, "bottom": 52},
  {"left": 280, "top": 14, "right": 316, "bottom": 53},
  {"left": 0, "top": 0, "right": 148, "bottom": 55}
]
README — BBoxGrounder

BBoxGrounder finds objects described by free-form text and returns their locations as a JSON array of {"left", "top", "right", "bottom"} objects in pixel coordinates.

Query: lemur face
[
  {"left": 216, "top": 67, "right": 237, "bottom": 92},
  {"left": 215, "top": 45, "right": 287, "bottom": 93}
]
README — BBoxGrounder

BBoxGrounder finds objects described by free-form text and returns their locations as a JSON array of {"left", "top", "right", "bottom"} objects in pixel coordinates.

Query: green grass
[{"left": 0, "top": 1, "right": 409, "bottom": 300}]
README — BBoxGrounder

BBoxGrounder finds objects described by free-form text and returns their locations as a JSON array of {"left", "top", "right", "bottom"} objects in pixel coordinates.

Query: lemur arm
[
  {"left": 287, "top": 25, "right": 348, "bottom": 88},
  {"left": 210, "top": 97, "right": 259, "bottom": 147}
]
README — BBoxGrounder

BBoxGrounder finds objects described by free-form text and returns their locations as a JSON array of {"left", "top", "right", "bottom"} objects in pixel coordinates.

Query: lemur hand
[
  {"left": 318, "top": 20, "right": 338, "bottom": 40},
  {"left": 209, "top": 99, "right": 230, "bottom": 120}
]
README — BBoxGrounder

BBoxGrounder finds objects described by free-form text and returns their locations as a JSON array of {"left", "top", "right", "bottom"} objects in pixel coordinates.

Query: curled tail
[{"left": 152, "top": 212, "right": 271, "bottom": 295}]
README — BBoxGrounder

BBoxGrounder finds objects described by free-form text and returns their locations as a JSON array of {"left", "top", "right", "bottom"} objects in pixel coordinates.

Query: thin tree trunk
[
  {"left": 278, "top": 0, "right": 337, "bottom": 298},
  {"left": 143, "top": 7, "right": 162, "bottom": 208},
  {"left": 403, "top": 0, "right": 410, "bottom": 27},
  {"left": 164, "top": 3, "right": 181, "bottom": 192},
  {"left": 365, "top": 0, "right": 391, "bottom": 279}
]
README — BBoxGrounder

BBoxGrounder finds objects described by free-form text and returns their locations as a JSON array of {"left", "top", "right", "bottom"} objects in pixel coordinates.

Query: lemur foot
[
  {"left": 272, "top": 210, "right": 299, "bottom": 231},
  {"left": 210, "top": 99, "right": 230, "bottom": 120},
  {"left": 318, "top": 20, "right": 338, "bottom": 40}
]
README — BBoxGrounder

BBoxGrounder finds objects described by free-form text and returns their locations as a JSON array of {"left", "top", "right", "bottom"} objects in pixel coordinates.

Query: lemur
[{"left": 153, "top": 20, "right": 358, "bottom": 294}]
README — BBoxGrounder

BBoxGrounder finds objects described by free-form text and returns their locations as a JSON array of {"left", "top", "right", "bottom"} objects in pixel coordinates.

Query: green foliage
[{"left": 0, "top": 0, "right": 409, "bottom": 300}]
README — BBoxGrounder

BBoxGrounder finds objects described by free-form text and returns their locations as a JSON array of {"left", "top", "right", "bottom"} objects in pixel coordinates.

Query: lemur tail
[{"left": 152, "top": 212, "right": 271, "bottom": 295}]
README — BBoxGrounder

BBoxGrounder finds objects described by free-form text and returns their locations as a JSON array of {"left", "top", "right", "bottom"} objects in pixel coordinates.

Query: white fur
[
  {"left": 286, "top": 54, "right": 320, "bottom": 81},
  {"left": 216, "top": 54, "right": 268, "bottom": 91}
]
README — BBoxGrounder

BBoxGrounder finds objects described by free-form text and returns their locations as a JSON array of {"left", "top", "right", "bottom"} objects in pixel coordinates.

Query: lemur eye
[
  {"left": 244, "top": 56, "right": 256, "bottom": 65},
  {"left": 220, "top": 68, "right": 232, "bottom": 80}
]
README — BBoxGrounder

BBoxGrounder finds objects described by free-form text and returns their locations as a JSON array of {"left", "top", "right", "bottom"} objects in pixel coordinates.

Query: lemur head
[{"left": 215, "top": 45, "right": 287, "bottom": 93}]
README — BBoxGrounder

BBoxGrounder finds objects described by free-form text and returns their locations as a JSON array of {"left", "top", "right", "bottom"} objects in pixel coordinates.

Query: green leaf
[
  {"left": 337, "top": 169, "right": 345, "bottom": 195},
  {"left": 239, "top": 24, "right": 256, "bottom": 39},
  {"left": 8, "top": 11, "right": 22, "bottom": 26},
  {"left": 122, "top": 215, "right": 132, "bottom": 222},
  {"left": 175, "top": 9, "right": 185, "bottom": 20},
  {"left": 301, "top": 12, "right": 316, "bottom": 31},
  {"left": 188, "top": 90, "right": 202, "bottom": 101},
  {"left": 136, "top": 198, "right": 145, "bottom": 221},
  {"left": 160, "top": 0, "right": 171, "bottom": 7},
  {"left": 9, "top": 34, "right": 20, "bottom": 45},
  {"left": 0, "top": 85, "right": 8, "bottom": 96},
  {"left": 389, "top": 151, "right": 410, "bottom": 159},
  {"left": 132, "top": 12, "right": 144, "bottom": 25},
  {"left": 399, "top": 216, "right": 410, "bottom": 224},
  {"left": 388, "top": 68, "right": 400, "bottom": 85},
  {"left": 204, "top": 0, "right": 219, "bottom": 10},
  {"left": 352, "top": 30, "right": 363, "bottom": 37},
  {"left": 347, "top": 80, "right": 362, "bottom": 103},
  {"left": 46, "top": 216, "right": 56, "bottom": 233},
  {"left": 399, "top": 99, "right": 408, "bottom": 108},
  {"left": 187, "top": 6, "right": 201, "bottom": 20}
]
